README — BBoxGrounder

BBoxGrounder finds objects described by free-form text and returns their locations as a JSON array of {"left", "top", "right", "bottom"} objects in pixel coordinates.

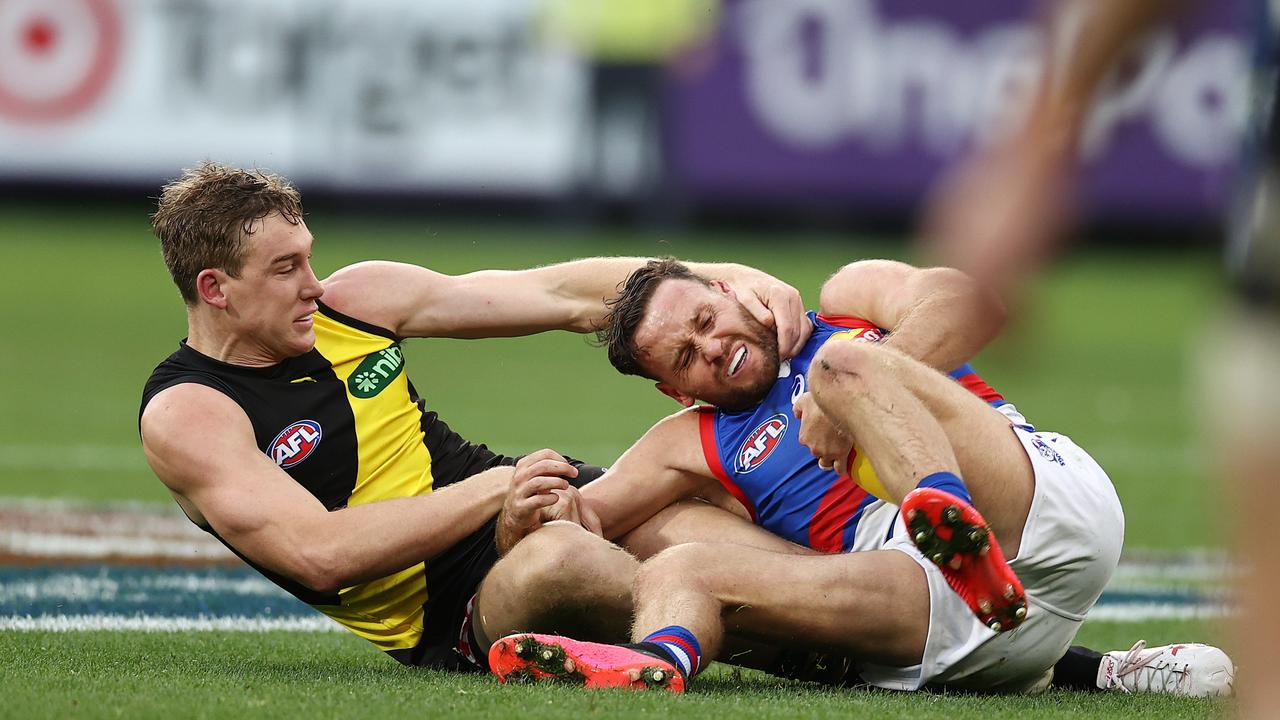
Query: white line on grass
[
  {"left": 0, "top": 571, "right": 283, "bottom": 604},
  {"left": 0, "top": 614, "right": 344, "bottom": 632},
  {"left": 0, "top": 531, "right": 231, "bottom": 560},
  {"left": 1088, "top": 603, "right": 1232, "bottom": 622}
]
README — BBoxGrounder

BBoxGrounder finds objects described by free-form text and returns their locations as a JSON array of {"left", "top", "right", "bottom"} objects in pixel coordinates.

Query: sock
[
  {"left": 634, "top": 625, "right": 702, "bottom": 679},
  {"left": 917, "top": 470, "right": 972, "bottom": 506},
  {"left": 1051, "top": 645, "right": 1105, "bottom": 692}
]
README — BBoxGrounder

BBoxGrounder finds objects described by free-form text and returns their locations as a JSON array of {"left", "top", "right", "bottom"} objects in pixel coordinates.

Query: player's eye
[{"left": 676, "top": 346, "right": 694, "bottom": 373}]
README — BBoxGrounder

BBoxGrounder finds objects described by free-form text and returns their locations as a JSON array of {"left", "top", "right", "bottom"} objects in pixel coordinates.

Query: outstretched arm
[
  {"left": 321, "top": 258, "right": 807, "bottom": 355},
  {"left": 818, "top": 259, "right": 1005, "bottom": 371}
]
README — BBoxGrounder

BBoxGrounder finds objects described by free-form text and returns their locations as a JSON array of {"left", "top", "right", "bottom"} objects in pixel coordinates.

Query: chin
[
  {"left": 286, "top": 330, "right": 317, "bottom": 356},
  {"left": 714, "top": 374, "right": 775, "bottom": 412}
]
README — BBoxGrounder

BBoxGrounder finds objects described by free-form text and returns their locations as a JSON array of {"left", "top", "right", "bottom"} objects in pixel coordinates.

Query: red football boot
[
  {"left": 901, "top": 487, "right": 1028, "bottom": 632},
  {"left": 489, "top": 633, "right": 685, "bottom": 693}
]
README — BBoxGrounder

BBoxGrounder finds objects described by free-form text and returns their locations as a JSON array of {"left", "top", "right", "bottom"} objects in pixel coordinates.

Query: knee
[
  {"left": 809, "top": 340, "right": 883, "bottom": 397},
  {"left": 504, "top": 522, "right": 636, "bottom": 594},
  {"left": 634, "top": 543, "right": 718, "bottom": 599}
]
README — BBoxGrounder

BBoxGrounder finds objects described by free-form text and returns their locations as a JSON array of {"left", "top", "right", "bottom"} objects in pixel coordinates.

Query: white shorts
[{"left": 853, "top": 424, "right": 1125, "bottom": 692}]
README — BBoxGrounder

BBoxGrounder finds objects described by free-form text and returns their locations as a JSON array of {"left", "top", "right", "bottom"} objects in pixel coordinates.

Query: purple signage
[{"left": 665, "top": 0, "right": 1249, "bottom": 220}]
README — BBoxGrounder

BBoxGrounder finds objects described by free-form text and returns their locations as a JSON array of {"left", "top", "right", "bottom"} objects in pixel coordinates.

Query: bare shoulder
[
  {"left": 140, "top": 383, "right": 257, "bottom": 491},
  {"left": 321, "top": 261, "right": 447, "bottom": 333}
]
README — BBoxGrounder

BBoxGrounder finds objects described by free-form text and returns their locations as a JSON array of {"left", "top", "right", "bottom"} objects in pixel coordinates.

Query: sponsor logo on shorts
[
  {"left": 348, "top": 345, "right": 404, "bottom": 398},
  {"left": 737, "top": 414, "right": 788, "bottom": 474},
  {"left": 269, "top": 420, "right": 322, "bottom": 469},
  {"left": 1031, "top": 436, "right": 1065, "bottom": 466}
]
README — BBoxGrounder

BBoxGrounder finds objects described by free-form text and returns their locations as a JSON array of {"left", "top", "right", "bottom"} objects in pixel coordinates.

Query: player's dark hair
[
  {"left": 597, "top": 257, "right": 711, "bottom": 378},
  {"left": 151, "top": 162, "right": 304, "bottom": 305}
]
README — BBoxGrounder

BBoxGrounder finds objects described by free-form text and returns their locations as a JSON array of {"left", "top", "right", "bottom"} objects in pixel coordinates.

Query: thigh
[{"left": 620, "top": 499, "right": 818, "bottom": 560}]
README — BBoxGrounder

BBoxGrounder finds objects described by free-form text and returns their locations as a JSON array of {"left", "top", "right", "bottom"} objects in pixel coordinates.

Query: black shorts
[{"left": 385, "top": 413, "right": 603, "bottom": 670}]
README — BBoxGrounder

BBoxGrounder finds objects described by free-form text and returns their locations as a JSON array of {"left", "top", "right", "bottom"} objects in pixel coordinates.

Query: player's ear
[
  {"left": 196, "top": 268, "right": 229, "bottom": 309},
  {"left": 655, "top": 382, "right": 696, "bottom": 408},
  {"left": 710, "top": 279, "right": 736, "bottom": 298}
]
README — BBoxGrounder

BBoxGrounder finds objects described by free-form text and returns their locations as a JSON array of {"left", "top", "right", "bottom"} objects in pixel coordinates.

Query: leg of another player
[
  {"left": 489, "top": 543, "right": 930, "bottom": 691},
  {"left": 630, "top": 543, "right": 930, "bottom": 672},
  {"left": 619, "top": 498, "right": 818, "bottom": 561},
  {"left": 473, "top": 521, "right": 639, "bottom": 650}
]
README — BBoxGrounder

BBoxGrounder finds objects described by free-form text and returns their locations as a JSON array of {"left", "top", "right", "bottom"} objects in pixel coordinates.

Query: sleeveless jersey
[
  {"left": 140, "top": 301, "right": 504, "bottom": 656},
  {"left": 698, "top": 312, "right": 1009, "bottom": 554}
]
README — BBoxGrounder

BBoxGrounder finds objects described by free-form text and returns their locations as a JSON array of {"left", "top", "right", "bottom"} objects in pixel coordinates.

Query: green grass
[
  {"left": 0, "top": 620, "right": 1231, "bottom": 719},
  {"left": 0, "top": 202, "right": 1223, "bottom": 547}
]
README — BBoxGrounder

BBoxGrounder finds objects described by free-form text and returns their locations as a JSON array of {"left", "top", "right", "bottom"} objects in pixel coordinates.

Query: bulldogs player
[{"left": 489, "top": 258, "right": 1234, "bottom": 696}]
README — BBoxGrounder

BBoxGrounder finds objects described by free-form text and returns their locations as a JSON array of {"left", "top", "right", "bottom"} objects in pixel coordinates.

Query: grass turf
[{"left": 0, "top": 620, "right": 1231, "bottom": 719}]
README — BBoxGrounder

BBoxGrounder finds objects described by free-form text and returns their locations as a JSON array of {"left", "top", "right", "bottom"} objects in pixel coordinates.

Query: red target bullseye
[{"left": 0, "top": 0, "right": 120, "bottom": 122}]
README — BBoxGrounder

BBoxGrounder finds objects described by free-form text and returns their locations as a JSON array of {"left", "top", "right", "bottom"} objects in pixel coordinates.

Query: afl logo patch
[
  {"left": 269, "top": 420, "right": 322, "bottom": 469},
  {"left": 737, "top": 414, "right": 788, "bottom": 474}
]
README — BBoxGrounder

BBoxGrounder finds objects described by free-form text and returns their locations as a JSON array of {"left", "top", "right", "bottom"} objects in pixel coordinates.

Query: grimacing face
[
  {"left": 210, "top": 213, "right": 324, "bottom": 362},
  {"left": 632, "top": 279, "right": 781, "bottom": 411}
]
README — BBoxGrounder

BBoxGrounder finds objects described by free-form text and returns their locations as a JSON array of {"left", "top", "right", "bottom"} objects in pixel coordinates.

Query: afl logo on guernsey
[
  {"left": 269, "top": 420, "right": 322, "bottom": 469},
  {"left": 737, "top": 414, "right": 789, "bottom": 474}
]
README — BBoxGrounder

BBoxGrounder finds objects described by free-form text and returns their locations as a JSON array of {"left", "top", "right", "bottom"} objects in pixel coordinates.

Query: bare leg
[
  {"left": 620, "top": 498, "right": 817, "bottom": 561},
  {"left": 808, "top": 340, "right": 1033, "bottom": 555},
  {"left": 474, "top": 521, "right": 639, "bottom": 650},
  {"left": 477, "top": 501, "right": 819, "bottom": 656},
  {"left": 631, "top": 542, "right": 930, "bottom": 668}
]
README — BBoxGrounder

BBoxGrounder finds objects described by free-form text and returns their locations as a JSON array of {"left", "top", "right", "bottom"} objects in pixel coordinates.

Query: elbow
[
  {"left": 289, "top": 544, "right": 350, "bottom": 594},
  {"left": 971, "top": 277, "right": 1009, "bottom": 341},
  {"left": 938, "top": 267, "right": 1007, "bottom": 338}
]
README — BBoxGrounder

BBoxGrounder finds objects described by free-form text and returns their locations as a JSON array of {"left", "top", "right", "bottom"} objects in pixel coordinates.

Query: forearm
[
  {"left": 265, "top": 470, "right": 508, "bottom": 592},
  {"left": 548, "top": 258, "right": 762, "bottom": 333}
]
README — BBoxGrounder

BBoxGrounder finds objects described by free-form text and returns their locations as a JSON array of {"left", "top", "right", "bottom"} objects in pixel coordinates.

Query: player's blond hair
[{"left": 152, "top": 162, "right": 304, "bottom": 304}]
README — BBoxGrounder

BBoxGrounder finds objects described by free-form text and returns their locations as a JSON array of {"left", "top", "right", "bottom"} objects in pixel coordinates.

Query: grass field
[{"left": 0, "top": 201, "right": 1234, "bottom": 717}]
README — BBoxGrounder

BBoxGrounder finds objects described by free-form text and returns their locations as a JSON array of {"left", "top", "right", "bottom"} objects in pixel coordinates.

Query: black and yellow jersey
[{"left": 141, "top": 301, "right": 527, "bottom": 667}]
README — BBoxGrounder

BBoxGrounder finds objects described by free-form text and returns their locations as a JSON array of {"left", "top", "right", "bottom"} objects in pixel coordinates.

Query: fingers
[
  {"left": 514, "top": 458, "right": 578, "bottom": 484},
  {"left": 792, "top": 391, "right": 812, "bottom": 419},
  {"left": 737, "top": 290, "right": 773, "bottom": 329},
  {"left": 766, "top": 288, "right": 808, "bottom": 359},
  {"left": 516, "top": 448, "right": 572, "bottom": 471},
  {"left": 833, "top": 454, "right": 849, "bottom": 478}
]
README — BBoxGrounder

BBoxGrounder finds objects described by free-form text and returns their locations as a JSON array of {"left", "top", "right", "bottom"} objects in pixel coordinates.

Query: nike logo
[{"left": 290, "top": 376, "right": 316, "bottom": 384}]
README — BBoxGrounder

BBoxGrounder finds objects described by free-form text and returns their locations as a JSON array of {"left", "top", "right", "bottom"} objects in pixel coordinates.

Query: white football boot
[{"left": 1097, "top": 640, "right": 1235, "bottom": 697}]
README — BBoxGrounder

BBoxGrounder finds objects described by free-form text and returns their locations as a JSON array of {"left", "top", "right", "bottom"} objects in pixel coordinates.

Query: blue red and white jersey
[{"left": 697, "top": 312, "right": 1012, "bottom": 554}]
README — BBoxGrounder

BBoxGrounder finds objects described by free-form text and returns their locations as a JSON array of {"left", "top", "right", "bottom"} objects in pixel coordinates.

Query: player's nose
[
  {"left": 701, "top": 336, "right": 726, "bottom": 363},
  {"left": 300, "top": 263, "right": 324, "bottom": 300}
]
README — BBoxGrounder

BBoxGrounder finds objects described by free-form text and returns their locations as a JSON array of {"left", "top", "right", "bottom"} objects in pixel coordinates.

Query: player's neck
[{"left": 186, "top": 312, "right": 285, "bottom": 368}]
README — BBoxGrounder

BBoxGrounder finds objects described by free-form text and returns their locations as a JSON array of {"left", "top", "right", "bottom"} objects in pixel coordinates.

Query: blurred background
[{"left": 0, "top": 0, "right": 1251, "bottom": 552}]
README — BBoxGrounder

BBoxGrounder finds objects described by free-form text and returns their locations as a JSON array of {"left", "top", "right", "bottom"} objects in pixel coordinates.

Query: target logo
[{"left": 0, "top": 0, "right": 120, "bottom": 122}]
